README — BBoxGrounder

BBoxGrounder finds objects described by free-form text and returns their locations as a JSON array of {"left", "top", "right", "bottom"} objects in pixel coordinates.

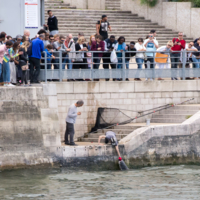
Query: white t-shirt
[
  {"left": 144, "top": 39, "right": 158, "bottom": 57},
  {"left": 80, "top": 44, "right": 84, "bottom": 58},
  {"left": 135, "top": 43, "right": 146, "bottom": 58}
]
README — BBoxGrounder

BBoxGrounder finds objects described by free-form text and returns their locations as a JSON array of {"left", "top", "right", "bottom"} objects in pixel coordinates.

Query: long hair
[
  {"left": 89, "top": 35, "right": 95, "bottom": 46},
  {"left": 13, "top": 42, "right": 20, "bottom": 53},
  {"left": 78, "top": 36, "right": 85, "bottom": 44},
  {"left": 21, "top": 41, "right": 30, "bottom": 52}
]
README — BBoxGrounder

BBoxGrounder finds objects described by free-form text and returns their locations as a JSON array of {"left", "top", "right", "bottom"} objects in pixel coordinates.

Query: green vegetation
[
  {"left": 140, "top": 0, "right": 200, "bottom": 7},
  {"left": 140, "top": 0, "right": 158, "bottom": 7},
  {"left": 186, "top": 115, "right": 192, "bottom": 119}
]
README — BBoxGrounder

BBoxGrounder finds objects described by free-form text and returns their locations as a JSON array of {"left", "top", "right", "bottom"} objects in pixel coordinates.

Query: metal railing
[{"left": 38, "top": 50, "right": 200, "bottom": 82}]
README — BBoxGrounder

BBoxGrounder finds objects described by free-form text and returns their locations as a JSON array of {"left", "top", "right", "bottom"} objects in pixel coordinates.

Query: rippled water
[{"left": 1, "top": 165, "right": 200, "bottom": 199}]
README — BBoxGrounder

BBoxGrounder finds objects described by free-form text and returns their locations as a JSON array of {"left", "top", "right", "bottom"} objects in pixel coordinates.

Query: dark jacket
[
  {"left": 19, "top": 47, "right": 28, "bottom": 66},
  {"left": 75, "top": 43, "right": 88, "bottom": 60},
  {"left": 47, "top": 16, "right": 58, "bottom": 32},
  {"left": 125, "top": 45, "right": 136, "bottom": 61},
  {"left": 104, "top": 38, "right": 117, "bottom": 51},
  {"left": 91, "top": 41, "right": 105, "bottom": 57}
]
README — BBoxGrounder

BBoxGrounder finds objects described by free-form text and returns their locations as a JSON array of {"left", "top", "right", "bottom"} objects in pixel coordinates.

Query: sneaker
[
  {"left": 149, "top": 79, "right": 153, "bottom": 81},
  {"left": 145, "top": 78, "right": 148, "bottom": 81},
  {"left": 171, "top": 77, "right": 174, "bottom": 80},
  {"left": 7, "top": 83, "right": 15, "bottom": 87},
  {"left": 174, "top": 78, "right": 179, "bottom": 80},
  {"left": 3, "top": 83, "right": 8, "bottom": 87},
  {"left": 70, "top": 143, "right": 78, "bottom": 146}
]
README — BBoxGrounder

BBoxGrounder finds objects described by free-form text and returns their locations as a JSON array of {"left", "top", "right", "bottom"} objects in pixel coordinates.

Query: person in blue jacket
[
  {"left": 29, "top": 34, "right": 44, "bottom": 83},
  {"left": 44, "top": 44, "right": 55, "bottom": 69}
]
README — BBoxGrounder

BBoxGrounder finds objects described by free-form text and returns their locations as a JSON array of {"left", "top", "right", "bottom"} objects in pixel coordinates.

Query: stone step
[
  {"left": 80, "top": 136, "right": 124, "bottom": 143},
  {"left": 87, "top": 133, "right": 128, "bottom": 138},
  {"left": 45, "top": 6, "right": 76, "bottom": 9},
  {"left": 45, "top": 3, "right": 70, "bottom": 6},
  {"left": 97, "top": 129, "right": 133, "bottom": 134},
  {"left": 159, "top": 110, "right": 198, "bottom": 115},
  {"left": 44, "top": 9, "right": 132, "bottom": 13},
  {"left": 113, "top": 125, "right": 144, "bottom": 130},
  {"left": 168, "top": 105, "right": 200, "bottom": 110},
  {"left": 105, "top": 0, "right": 120, "bottom": 2},
  {"left": 106, "top": 7, "right": 121, "bottom": 10},
  {"left": 45, "top": 16, "right": 146, "bottom": 20},
  {"left": 106, "top": 3, "right": 121, "bottom": 6},
  {"left": 45, "top": 0, "right": 63, "bottom": 2},
  {"left": 152, "top": 114, "right": 191, "bottom": 119},
  {"left": 150, "top": 118, "right": 185, "bottom": 123}
]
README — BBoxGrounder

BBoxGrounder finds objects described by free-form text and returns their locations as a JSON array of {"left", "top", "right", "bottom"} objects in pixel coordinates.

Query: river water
[{"left": 0, "top": 165, "right": 200, "bottom": 200}]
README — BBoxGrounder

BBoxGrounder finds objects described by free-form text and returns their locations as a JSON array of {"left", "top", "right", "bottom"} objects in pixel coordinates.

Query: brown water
[{"left": 0, "top": 165, "right": 200, "bottom": 200}]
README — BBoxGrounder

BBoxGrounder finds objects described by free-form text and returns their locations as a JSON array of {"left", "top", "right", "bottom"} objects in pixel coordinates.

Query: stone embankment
[{"left": 1, "top": 81, "right": 200, "bottom": 170}]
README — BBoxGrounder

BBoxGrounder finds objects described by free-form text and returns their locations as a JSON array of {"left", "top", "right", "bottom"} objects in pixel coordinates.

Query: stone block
[
  {"left": 141, "top": 99, "right": 149, "bottom": 105},
  {"left": 135, "top": 81, "right": 173, "bottom": 92},
  {"left": 75, "top": 146, "right": 89, "bottom": 157},
  {"left": 62, "top": 147, "right": 76, "bottom": 158},
  {"left": 111, "top": 93, "right": 119, "bottom": 99},
  {"left": 102, "top": 93, "right": 111, "bottom": 99},
  {"left": 56, "top": 83, "right": 74, "bottom": 94},
  {"left": 74, "top": 82, "right": 100, "bottom": 94},
  {"left": 161, "top": 92, "right": 173, "bottom": 98},
  {"left": 48, "top": 96, "right": 58, "bottom": 108},
  {"left": 43, "top": 134, "right": 61, "bottom": 147},
  {"left": 124, "top": 99, "right": 132, "bottom": 105},
  {"left": 66, "top": 94, "right": 75, "bottom": 100},
  {"left": 43, "top": 84, "right": 57, "bottom": 96},
  {"left": 61, "top": 100, "right": 71, "bottom": 106},
  {"left": 41, "top": 109, "right": 59, "bottom": 122},
  {"left": 172, "top": 80, "right": 198, "bottom": 91},
  {"left": 57, "top": 94, "right": 66, "bottom": 100},
  {"left": 100, "top": 82, "right": 135, "bottom": 93},
  {"left": 128, "top": 93, "right": 136, "bottom": 98}
]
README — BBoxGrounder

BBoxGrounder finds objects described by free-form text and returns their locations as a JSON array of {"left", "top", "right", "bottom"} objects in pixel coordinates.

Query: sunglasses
[
  {"left": 61, "top": 40, "right": 65, "bottom": 42},
  {"left": 149, "top": 36, "right": 153, "bottom": 37},
  {"left": 138, "top": 41, "right": 142, "bottom": 42},
  {"left": 178, "top": 35, "right": 183, "bottom": 36},
  {"left": 50, "top": 39, "right": 54, "bottom": 41}
]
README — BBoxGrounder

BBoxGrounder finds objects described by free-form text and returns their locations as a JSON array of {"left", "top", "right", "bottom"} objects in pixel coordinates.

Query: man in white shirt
[
  {"left": 144, "top": 33, "right": 159, "bottom": 69},
  {"left": 65, "top": 100, "right": 84, "bottom": 146}
]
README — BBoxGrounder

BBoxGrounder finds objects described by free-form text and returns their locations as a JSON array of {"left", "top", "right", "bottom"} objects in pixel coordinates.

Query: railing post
[
  {"left": 153, "top": 51, "right": 155, "bottom": 80},
  {"left": 59, "top": 51, "right": 62, "bottom": 82},
  {"left": 122, "top": 51, "right": 126, "bottom": 81},
  {"left": 182, "top": 50, "right": 186, "bottom": 80},
  {"left": 91, "top": 51, "right": 94, "bottom": 81},
  {"left": 44, "top": 51, "right": 47, "bottom": 83}
]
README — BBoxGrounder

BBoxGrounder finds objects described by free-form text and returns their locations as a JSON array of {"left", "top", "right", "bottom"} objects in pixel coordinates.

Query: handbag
[
  {"left": 75, "top": 52, "right": 83, "bottom": 62},
  {"left": 21, "top": 64, "right": 29, "bottom": 71},
  {"left": 155, "top": 52, "right": 168, "bottom": 63},
  {"left": 110, "top": 49, "right": 118, "bottom": 63}
]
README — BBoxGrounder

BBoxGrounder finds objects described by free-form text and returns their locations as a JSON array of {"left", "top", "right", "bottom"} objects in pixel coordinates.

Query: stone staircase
[
  {"left": 78, "top": 124, "right": 144, "bottom": 143},
  {"left": 105, "top": 0, "right": 121, "bottom": 10},
  {"left": 44, "top": 0, "right": 193, "bottom": 46},
  {"left": 151, "top": 104, "right": 200, "bottom": 123},
  {"left": 78, "top": 104, "right": 200, "bottom": 143}
]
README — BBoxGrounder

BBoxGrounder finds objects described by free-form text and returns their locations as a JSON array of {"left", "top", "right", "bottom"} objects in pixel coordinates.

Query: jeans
[
  {"left": 136, "top": 58, "right": 144, "bottom": 69},
  {"left": 192, "top": 57, "right": 200, "bottom": 68},
  {"left": 65, "top": 122, "right": 75, "bottom": 144},
  {"left": 170, "top": 53, "right": 180, "bottom": 68},
  {"left": 0, "top": 63, "right": 2, "bottom": 81},
  {"left": 21, "top": 70, "right": 28, "bottom": 84},
  {"left": 54, "top": 59, "right": 59, "bottom": 69},
  {"left": 47, "top": 60, "right": 52, "bottom": 69},
  {"left": 62, "top": 54, "right": 73, "bottom": 69},
  {"left": 93, "top": 58, "right": 101, "bottom": 69},
  {"left": 3, "top": 61, "right": 10, "bottom": 83},
  {"left": 125, "top": 59, "right": 129, "bottom": 69},
  {"left": 29, "top": 57, "right": 40, "bottom": 82},
  {"left": 117, "top": 58, "right": 123, "bottom": 69},
  {"left": 102, "top": 52, "right": 116, "bottom": 69},
  {"left": 145, "top": 57, "right": 154, "bottom": 69}
]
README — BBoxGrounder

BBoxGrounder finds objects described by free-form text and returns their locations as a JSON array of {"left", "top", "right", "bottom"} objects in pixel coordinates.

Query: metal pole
[
  {"left": 91, "top": 51, "right": 94, "bottom": 81},
  {"left": 122, "top": 51, "right": 125, "bottom": 81},
  {"left": 59, "top": 51, "right": 62, "bottom": 82},
  {"left": 44, "top": 51, "right": 47, "bottom": 83},
  {"left": 182, "top": 50, "right": 186, "bottom": 80}
]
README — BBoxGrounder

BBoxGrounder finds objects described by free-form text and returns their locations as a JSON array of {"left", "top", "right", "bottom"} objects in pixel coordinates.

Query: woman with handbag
[
  {"left": 73, "top": 37, "right": 88, "bottom": 81},
  {"left": 155, "top": 41, "right": 173, "bottom": 80},
  {"left": 19, "top": 41, "right": 30, "bottom": 86}
]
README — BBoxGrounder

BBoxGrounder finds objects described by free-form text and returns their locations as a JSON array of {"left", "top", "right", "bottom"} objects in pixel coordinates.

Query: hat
[{"left": 16, "top": 35, "right": 23, "bottom": 39}]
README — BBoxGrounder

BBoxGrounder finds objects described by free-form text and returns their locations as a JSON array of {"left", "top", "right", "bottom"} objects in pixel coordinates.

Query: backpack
[{"left": 27, "top": 43, "right": 32, "bottom": 57}]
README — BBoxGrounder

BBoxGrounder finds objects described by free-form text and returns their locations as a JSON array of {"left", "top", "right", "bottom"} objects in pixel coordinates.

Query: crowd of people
[{"left": 0, "top": 10, "right": 200, "bottom": 86}]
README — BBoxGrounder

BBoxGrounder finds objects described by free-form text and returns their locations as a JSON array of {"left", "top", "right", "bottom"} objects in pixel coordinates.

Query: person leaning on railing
[
  {"left": 155, "top": 41, "right": 173, "bottom": 81},
  {"left": 193, "top": 39, "right": 200, "bottom": 75},
  {"left": 73, "top": 37, "right": 88, "bottom": 81},
  {"left": 114, "top": 36, "right": 127, "bottom": 81}
]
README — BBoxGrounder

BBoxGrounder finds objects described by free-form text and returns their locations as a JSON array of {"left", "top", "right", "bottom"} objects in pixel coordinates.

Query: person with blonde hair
[
  {"left": 155, "top": 41, "right": 173, "bottom": 80},
  {"left": 19, "top": 41, "right": 30, "bottom": 86},
  {"left": 54, "top": 34, "right": 59, "bottom": 42},
  {"left": 73, "top": 37, "right": 88, "bottom": 81}
]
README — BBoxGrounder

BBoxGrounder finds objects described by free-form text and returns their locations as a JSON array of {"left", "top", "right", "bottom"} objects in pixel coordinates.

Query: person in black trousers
[
  {"left": 44, "top": 10, "right": 58, "bottom": 35},
  {"left": 19, "top": 41, "right": 30, "bottom": 86},
  {"left": 29, "top": 34, "right": 44, "bottom": 83},
  {"left": 103, "top": 35, "right": 117, "bottom": 81}
]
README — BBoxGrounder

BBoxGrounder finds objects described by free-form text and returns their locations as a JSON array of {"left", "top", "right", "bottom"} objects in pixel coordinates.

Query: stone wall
[
  {"left": 121, "top": 0, "right": 200, "bottom": 39},
  {"left": 55, "top": 81, "right": 200, "bottom": 141},
  {"left": 63, "top": 0, "right": 105, "bottom": 10},
  {"left": 0, "top": 87, "right": 61, "bottom": 169}
]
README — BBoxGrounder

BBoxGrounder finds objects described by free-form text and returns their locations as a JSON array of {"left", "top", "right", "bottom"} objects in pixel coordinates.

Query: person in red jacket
[
  {"left": 91, "top": 35, "right": 105, "bottom": 69},
  {"left": 170, "top": 32, "right": 186, "bottom": 80}
]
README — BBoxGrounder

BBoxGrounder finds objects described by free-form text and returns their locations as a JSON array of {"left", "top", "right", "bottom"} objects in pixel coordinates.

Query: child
[{"left": 44, "top": 44, "right": 55, "bottom": 69}]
